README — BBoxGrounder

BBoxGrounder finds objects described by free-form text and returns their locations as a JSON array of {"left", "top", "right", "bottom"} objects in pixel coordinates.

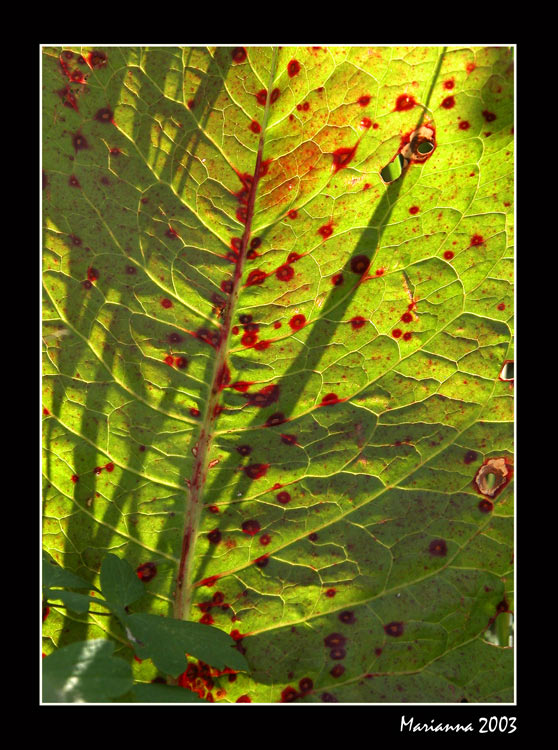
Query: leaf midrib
[{"left": 172, "top": 48, "right": 280, "bottom": 622}]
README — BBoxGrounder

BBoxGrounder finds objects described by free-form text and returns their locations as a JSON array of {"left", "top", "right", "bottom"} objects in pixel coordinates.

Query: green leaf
[
  {"left": 125, "top": 613, "right": 249, "bottom": 675},
  {"left": 43, "top": 45, "right": 514, "bottom": 703},
  {"left": 42, "top": 551, "right": 95, "bottom": 591},
  {"left": 99, "top": 553, "right": 144, "bottom": 611},
  {"left": 42, "top": 639, "right": 132, "bottom": 702},
  {"left": 130, "top": 682, "right": 205, "bottom": 703}
]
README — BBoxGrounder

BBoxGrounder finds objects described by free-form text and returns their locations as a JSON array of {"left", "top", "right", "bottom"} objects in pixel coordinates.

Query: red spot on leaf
[
  {"left": 281, "top": 686, "right": 299, "bottom": 702},
  {"left": 244, "top": 464, "right": 270, "bottom": 480},
  {"left": 287, "top": 60, "right": 300, "bottom": 77},
  {"left": 321, "top": 393, "right": 341, "bottom": 406},
  {"left": 478, "top": 499, "right": 493, "bottom": 514},
  {"left": 246, "top": 269, "right": 266, "bottom": 286},
  {"left": 136, "top": 562, "right": 157, "bottom": 582},
  {"left": 332, "top": 144, "right": 358, "bottom": 173},
  {"left": 232, "top": 47, "right": 247, "bottom": 63},
  {"left": 289, "top": 314, "right": 306, "bottom": 331},
  {"left": 394, "top": 94, "right": 416, "bottom": 111},
  {"left": 276, "top": 264, "right": 294, "bottom": 282}
]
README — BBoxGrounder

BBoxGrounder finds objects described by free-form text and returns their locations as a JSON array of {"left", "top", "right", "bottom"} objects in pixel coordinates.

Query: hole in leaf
[
  {"left": 417, "top": 141, "right": 434, "bottom": 154},
  {"left": 499, "top": 361, "right": 514, "bottom": 382},
  {"left": 380, "top": 154, "right": 404, "bottom": 183},
  {"left": 484, "top": 472, "right": 497, "bottom": 491}
]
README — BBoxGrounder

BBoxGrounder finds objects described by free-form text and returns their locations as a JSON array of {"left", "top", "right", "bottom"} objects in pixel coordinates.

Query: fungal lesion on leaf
[
  {"left": 474, "top": 457, "right": 513, "bottom": 498},
  {"left": 380, "top": 123, "right": 436, "bottom": 184},
  {"left": 399, "top": 124, "right": 436, "bottom": 167}
]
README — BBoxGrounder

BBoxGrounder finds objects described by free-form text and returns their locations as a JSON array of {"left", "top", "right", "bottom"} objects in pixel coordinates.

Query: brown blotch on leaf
[
  {"left": 400, "top": 124, "right": 436, "bottom": 167},
  {"left": 474, "top": 457, "right": 513, "bottom": 498}
]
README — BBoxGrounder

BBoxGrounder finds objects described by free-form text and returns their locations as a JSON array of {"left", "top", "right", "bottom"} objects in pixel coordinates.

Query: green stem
[{"left": 46, "top": 603, "right": 113, "bottom": 617}]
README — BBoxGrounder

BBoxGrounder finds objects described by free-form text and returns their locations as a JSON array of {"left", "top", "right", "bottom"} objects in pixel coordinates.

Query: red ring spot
[{"left": 288, "top": 60, "right": 300, "bottom": 77}]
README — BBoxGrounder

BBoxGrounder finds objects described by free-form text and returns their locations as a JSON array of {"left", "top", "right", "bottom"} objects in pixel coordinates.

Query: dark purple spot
[
  {"left": 266, "top": 412, "right": 286, "bottom": 427},
  {"left": 428, "top": 539, "right": 447, "bottom": 557},
  {"left": 324, "top": 633, "right": 346, "bottom": 648},
  {"left": 72, "top": 133, "right": 89, "bottom": 151},
  {"left": 94, "top": 108, "right": 113, "bottom": 123},
  {"left": 136, "top": 562, "right": 157, "bottom": 582},
  {"left": 242, "top": 519, "right": 261, "bottom": 536},
  {"left": 280, "top": 434, "right": 297, "bottom": 445},
  {"left": 478, "top": 499, "right": 494, "bottom": 514},
  {"left": 350, "top": 255, "right": 370, "bottom": 274},
  {"left": 384, "top": 621, "right": 404, "bottom": 637},
  {"left": 330, "top": 647, "right": 346, "bottom": 660}
]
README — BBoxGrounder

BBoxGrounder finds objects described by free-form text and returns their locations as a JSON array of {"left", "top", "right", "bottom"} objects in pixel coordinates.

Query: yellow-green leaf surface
[{"left": 42, "top": 45, "right": 514, "bottom": 703}]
